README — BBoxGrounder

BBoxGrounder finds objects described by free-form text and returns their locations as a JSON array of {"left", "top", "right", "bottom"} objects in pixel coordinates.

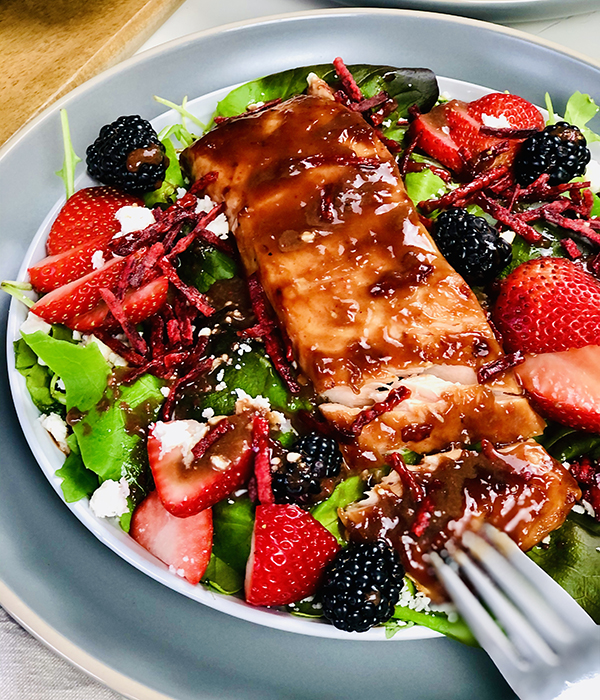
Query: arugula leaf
[
  {"left": 55, "top": 109, "right": 81, "bottom": 200},
  {"left": 213, "top": 64, "right": 438, "bottom": 125},
  {"left": 563, "top": 92, "right": 600, "bottom": 144},
  {"left": 14, "top": 338, "right": 65, "bottom": 415},
  {"left": 528, "top": 513, "right": 600, "bottom": 623},
  {"left": 391, "top": 606, "right": 477, "bottom": 646},
  {"left": 202, "top": 554, "right": 243, "bottom": 595},
  {"left": 311, "top": 475, "right": 365, "bottom": 544},
  {"left": 211, "top": 496, "right": 255, "bottom": 574},
  {"left": 73, "top": 373, "right": 164, "bottom": 487},
  {"left": 154, "top": 95, "right": 205, "bottom": 132},
  {"left": 1, "top": 280, "right": 35, "bottom": 308},
  {"left": 21, "top": 331, "right": 110, "bottom": 412}
]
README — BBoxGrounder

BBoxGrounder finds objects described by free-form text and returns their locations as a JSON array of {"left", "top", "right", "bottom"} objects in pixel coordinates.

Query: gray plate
[
  {"left": 1, "top": 8, "right": 599, "bottom": 700},
  {"left": 331, "top": 0, "right": 599, "bottom": 22}
]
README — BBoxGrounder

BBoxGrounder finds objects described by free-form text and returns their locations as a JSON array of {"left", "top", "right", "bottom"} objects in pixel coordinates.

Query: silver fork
[{"left": 429, "top": 523, "right": 600, "bottom": 700}]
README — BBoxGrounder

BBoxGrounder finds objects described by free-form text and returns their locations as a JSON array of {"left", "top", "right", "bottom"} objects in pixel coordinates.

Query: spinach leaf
[
  {"left": 73, "top": 373, "right": 164, "bottom": 488},
  {"left": 21, "top": 331, "right": 110, "bottom": 412},
  {"left": 528, "top": 513, "right": 600, "bottom": 623},
  {"left": 537, "top": 422, "right": 600, "bottom": 462},
  {"left": 202, "top": 554, "right": 243, "bottom": 595},
  {"left": 214, "top": 64, "right": 438, "bottom": 124},
  {"left": 178, "top": 245, "right": 238, "bottom": 294},
  {"left": 211, "top": 496, "right": 255, "bottom": 574},
  {"left": 14, "top": 338, "right": 65, "bottom": 415},
  {"left": 311, "top": 475, "right": 365, "bottom": 544}
]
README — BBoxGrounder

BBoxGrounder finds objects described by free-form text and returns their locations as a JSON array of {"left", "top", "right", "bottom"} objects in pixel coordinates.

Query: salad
[{"left": 4, "top": 58, "right": 600, "bottom": 641}]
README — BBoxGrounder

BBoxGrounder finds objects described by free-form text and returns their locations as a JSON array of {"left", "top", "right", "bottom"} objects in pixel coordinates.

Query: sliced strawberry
[
  {"left": 130, "top": 489, "right": 212, "bottom": 585},
  {"left": 410, "top": 93, "right": 544, "bottom": 175},
  {"left": 28, "top": 232, "right": 114, "bottom": 293},
  {"left": 46, "top": 186, "right": 143, "bottom": 255},
  {"left": 148, "top": 413, "right": 255, "bottom": 518},
  {"left": 516, "top": 346, "right": 600, "bottom": 433},
  {"left": 30, "top": 250, "right": 168, "bottom": 331},
  {"left": 71, "top": 275, "right": 169, "bottom": 332},
  {"left": 493, "top": 257, "right": 600, "bottom": 354},
  {"left": 245, "top": 503, "right": 340, "bottom": 607}
]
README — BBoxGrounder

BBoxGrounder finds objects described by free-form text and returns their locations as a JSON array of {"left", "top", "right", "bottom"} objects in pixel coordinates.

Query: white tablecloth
[{"left": 2, "top": 1, "right": 599, "bottom": 698}]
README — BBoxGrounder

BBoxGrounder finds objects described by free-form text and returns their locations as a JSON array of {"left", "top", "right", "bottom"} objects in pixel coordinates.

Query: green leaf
[
  {"left": 404, "top": 169, "right": 448, "bottom": 209},
  {"left": 211, "top": 496, "right": 255, "bottom": 574},
  {"left": 528, "top": 514, "right": 600, "bottom": 623},
  {"left": 55, "top": 109, "right": 81, "bottom": 199},
  {"left": 178, "top": 245, "right": 238, "bottom": 294},
  {"left": 14, "top": 338, "right": 65, "bottom": 415},
  {"left": 213, "top": 64, "right": 438, "bottom": 124},
  {"left": 544, "top": 92, "right": 557, "bottom": 126},
  {"left": 202, "top": 554, "right": 244, "bottom": 595},
  {"left": 287, "top": 597, "right": 324, "bottom": 618},
  {"left": 537, "top": 422, "right": 600, "bottom": 462},
  {"left": 563, "top": 92, "right": 600, "bottom": 144},
  {"left": 392, "top": 605, "right": 478, "bottom": 646},
  {"left": 144, "top": 129, "right": 186, "bottom": 207},
  {"left": 154, "top": 95, "right": 205, "bottom": 132},
  {"left": 55, "top": 448, "right": 99, "bottom": 503},
  {"left": 1, "top": 280, "right": 35, "bottom": 308},
  {"left": 73, "top": 373, "right": 164, "bottom": 485},
  {"left": 311, "top": 475, "right": 365, "bottom": 544},
  {"left": 197, "top": 343, "right": 310, "bottom": 417}
]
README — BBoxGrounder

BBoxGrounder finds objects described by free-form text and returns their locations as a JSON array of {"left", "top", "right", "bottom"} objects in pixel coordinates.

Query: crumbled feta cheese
[
  {"left": 234, "top": 389, "right": 271, "bottom": 414},
  {"left": 202, "top": 407, "right": 215, "bottom": 419},
  {"left": 169, "top": 564, "right": 186, "bottom": 578},
  {"left": 39, "top": 413, "right": 69, "bottom": 453},
  {"left": 114, "top": 205, "right": 155, "bottom": 237},
  {"left": 37, "top": 356, "right": 48, "bottom": 367},
  {"left": 89, "top": 477, "right": 130, "bottom": 518},
  {"left": 286, "top": 452, "right": 302, "bottom": 463},
  {"left": 572, "top": 504, "right": 586, "bottom": 514},
  {"left": 152, "top": 420, "right": 209, "bottom": 467},
  {"left": 56, "top": 378, "right": 66, "bottom": 391},
  {"left": 210, "top": 455, "right": 231, "bottom": 471},
  {"left": 91, "top": 250, "right": 105, "bottom": 270},
  {"left": 270, "top": 410, "right": 293, "bottom": 434},
  {"left": 176, "top": 187, "right": 188, "bottom": 199},
  {"left": 585, "top": 158, "right": 600, "bottom": 194},
  {"left": 198, "top": 327, "right": 212, "bottom": 337},
  {"left": 481, "top": 113, "right": 512, "bottom": 129},
  {"left": 82, "top": 334, "right": 127, "bottom": 367},
  {"left": 581, "top": 499, "right": 596, "bottom": 518},
  {"left": 215, "top": 382, "right": 227, "bottom": 391},
  {"left": 20, "top": 312, "right": 52, "bottom": 336},
  {"left": 441, "top": 126, "right": 450, "bottom": 135},
  {"left": 160, "top": 386, "right": 170, "bottom": 397},
  {"left": 72, "top": 330, "right": 82, "bottom": 341},
  {"left": 500, "top": 231, "right": 516, "bottom": 244}
]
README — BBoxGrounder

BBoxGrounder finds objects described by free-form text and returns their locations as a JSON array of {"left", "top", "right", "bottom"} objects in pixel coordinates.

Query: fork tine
[
  {"left": 449, "top": 544, "right": 559, "bottom": 666},
  {"left": 428, "top": 551, "right": 526, "bottom": 676},
  {"left": 466, "top": 525, "right": 595, "bottom": 637}
]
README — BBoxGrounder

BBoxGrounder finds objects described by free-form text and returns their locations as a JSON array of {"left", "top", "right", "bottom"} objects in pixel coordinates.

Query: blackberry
[
  {"left": 321, "top": 541, "right": 405, "bottom": 632},
  {"left": 86, "top": 115, "right": 168, "bottom": 195},
  {"left": 272, "top": 432, "right": 342, "bottom": 505},
  {"left": 433, "top": 208, "right": 512, "bottom": 286},
  {"left": 514, "top": 121, "right": 590, "bottom": 187}
]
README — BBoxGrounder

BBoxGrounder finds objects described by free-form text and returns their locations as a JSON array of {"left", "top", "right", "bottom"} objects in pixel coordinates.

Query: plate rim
[{"left": 1, "top": 6, "right": 599, "bottom": 699}]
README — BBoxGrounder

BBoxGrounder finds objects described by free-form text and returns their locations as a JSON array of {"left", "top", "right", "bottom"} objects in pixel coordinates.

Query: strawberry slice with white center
[
  {"left": 130, "top": 489, "right": 212, "bottom": 585},
  {"left": 29, "top": 232, "right": 114, "bottom": 293},
  {"left": 245, "top": 503, "right": 340, "bottom": 607},
  {"left": 517, "top": 346, "right": 600, "bottom": 433},
  {"left": 46, "top": 186, "right": 143, "bottom": 255},
  {"left": 148, "top": 413, "right": 255, "bottom": 518},
  {"left": 30, "top": 251, "right": 168, "bottom": 331}
]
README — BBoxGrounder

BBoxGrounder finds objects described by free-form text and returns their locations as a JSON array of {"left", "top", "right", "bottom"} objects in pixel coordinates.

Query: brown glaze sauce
[
  {"left": 341, "top": 441, "right": 580, "bottom": 600},
  {"left": 126, "top": 144, "right": 166, "bottom": 173}
]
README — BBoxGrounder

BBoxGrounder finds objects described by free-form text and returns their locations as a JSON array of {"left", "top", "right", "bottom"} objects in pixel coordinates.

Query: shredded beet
[
  {"left": 191, "top": 418, "right": 234, "bottom": 460},
  {"left": 542, "top": 209, "right": 600, "bottom": 246},
  {"left": 94, "top": 331, "right": 146, "bottom": 367},
  {"left": 477, "top": 351, "right": 525, "bottom": 383},
  {"left": 240, "top": 273, "right": 300, "bottom": 394},
  {"left": 161, "top": 356, "right": 213, "bottom": 420},
  {"left": 349, "top": 386, "right": 411, "bottom": 436},
  {"left": 479, "top": 126, "right": 538, "bottom": 139},
  {"left": 158, "top": 258, "right": 214, "bottom": 316},
  {"left": 476, "top": 193, "right": 542, "bottom": 243},
  {"left": 389, "top": 452, "right": 425, "bottom": 503},
  {"left": 399, "top": 132, "right": 421, "bottom": 176},
  {"left": 189, "top": 171, "right": 218, "bottom": 196},
  {"left": 404, "top": 159, "right": 452, "bottom": 183},
  {"left": 350, "top": 91, "right": 388, "bottom": 113},
  {"left": 99, "top": 287, "right": 148, "bottom": 356},
  {"left": 252, "top": 413, "right": 274, "bottom": 504},
  {"left": 370, "top": 97, "right": 399, "bottom": 126},
  {"left": 419, "top": 166, "right": 508, "bottom": 214},
  {"left": 374, "top": 130, "right": 402, "bottom": 154},
  {"left": 410, "top": 496, "right": 434, "bottom": 537},
  {"left": 560, "top": 237, "right": 582, "bottom": 259},
  {"left": 518, "top": 198, "right": 571, "bottom": 222},
  {"left": 333, "top": 57, "right": 363, "bottom": 102}
]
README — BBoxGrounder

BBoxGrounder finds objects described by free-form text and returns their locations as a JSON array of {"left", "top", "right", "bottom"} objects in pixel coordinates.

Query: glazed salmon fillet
[{"left": 182, "top": 93, "right": 543, "bottom": 449}]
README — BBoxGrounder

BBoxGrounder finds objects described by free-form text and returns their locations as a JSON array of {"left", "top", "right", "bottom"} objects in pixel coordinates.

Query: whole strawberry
[{"left": 493, "top": 257, "right": 600, "bottom": 354}]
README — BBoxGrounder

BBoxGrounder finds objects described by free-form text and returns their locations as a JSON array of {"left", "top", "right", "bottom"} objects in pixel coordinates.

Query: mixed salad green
[{"left": 6, "top": 62, "right": 600, "bottom": 638}]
